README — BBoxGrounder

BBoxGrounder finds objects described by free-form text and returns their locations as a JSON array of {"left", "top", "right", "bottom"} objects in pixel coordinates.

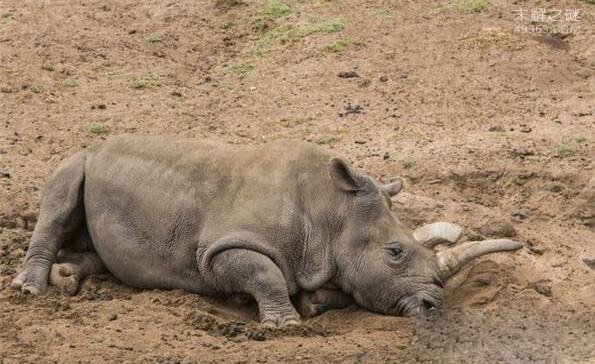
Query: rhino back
[{"left": 82, "top": 135, "right": 333, "bottom": 292}]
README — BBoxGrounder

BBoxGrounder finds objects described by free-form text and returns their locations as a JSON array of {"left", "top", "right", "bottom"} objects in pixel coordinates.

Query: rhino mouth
[{"left": 391, "top": 292, "right": 441, "bottom": 316}]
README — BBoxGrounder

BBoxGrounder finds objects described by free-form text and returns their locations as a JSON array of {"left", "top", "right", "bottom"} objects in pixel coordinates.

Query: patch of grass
[
  {"left": 392, "top": 128, "right": 425, "bottom": 141},
  {"left": 131, "top": 78, "right": 147, "bottom": 89},
  {"left": 30, "top": 85, "right": 41, "bottom": 94},
  {"left": 315, "top": 136, "right": 341, "bottom": 145},
  {"left": 575, "top": 137, "right": 586, "bottom": 143},
  {"left": 461, "top": 28, "right": 515, "bottom": 49},
  {"left": 57, "top": 79, "right": 79, "bottom": 88},
  {"left": 89, "top": 123, "right": 107, "bottom": 135},
  {"left": 555, "top": 144, "right": 575, "bottom": 157},
  {"left": 229, "top": 63, "right": 254, "bottom": 77},
  {"left": 261, "top": 0, "right": 292, "bottom": 19},
  {"left": 319, "top": 18, "right": 344, "bottom": 33},
  {"left": 401, "top": 160, "right": 416, "bottom": 169},
  {"left": 148, "top": 34, "right": 162, "bottom": 43},
  {"left": 130, "top": 74, "right": 160, "bottom": 89},
  {"left": 251, "top": 48, "right": 264, "bottom": 58},
  {"left": 441, "top": 0, "right": 489, "bottom": 13},
  {"left": 222, "top": 21, "right": 235, "bottom": 30},
  {"left": 253, "top": 0, "right": 291, "bottom": 29},
  {"left": 324, "top": 37, "right": 356, "bottom": 53},
  {"left": 214, "top": 0, "right": 245, "bottom": 10},
  {"left": 280, "top": 115, "right": 315, "bottom": 127},
  {"left": 376, "top": 9, "right": 392, "bottom": 18},
  {"left": 259, "top": 19, "right": 344, "bottom": 46}
]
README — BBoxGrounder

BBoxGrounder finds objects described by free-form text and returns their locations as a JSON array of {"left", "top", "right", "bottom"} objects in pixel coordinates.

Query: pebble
[
  {"left": 529, "top": 280, "right": 552, "bottom": 297},
  {"left": 338, "top": 71, "right": 359, "bottom": 78},
  {"left": 582, "top": 258, "right": 595, "bottom": 270}
]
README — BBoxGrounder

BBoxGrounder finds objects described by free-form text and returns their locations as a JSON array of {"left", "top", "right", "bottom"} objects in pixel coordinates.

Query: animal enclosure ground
[{"left": 0, "top": 0, "right": 594, "bottom": 363}]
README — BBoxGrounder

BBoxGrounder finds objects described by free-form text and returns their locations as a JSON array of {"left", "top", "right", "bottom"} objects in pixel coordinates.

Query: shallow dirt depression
[{"left": 1, "top": 0, "right": 594, "bottom": 363}]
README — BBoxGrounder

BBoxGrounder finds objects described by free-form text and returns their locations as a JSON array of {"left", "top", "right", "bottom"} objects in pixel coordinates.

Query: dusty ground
[{"left": 1, "top": 0, "right": 594, "bottom": 363}]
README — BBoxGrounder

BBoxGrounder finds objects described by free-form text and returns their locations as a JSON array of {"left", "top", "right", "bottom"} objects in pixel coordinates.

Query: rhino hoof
[
  {"left": 261, "top": 314, "right": 301, "bottom": 328},
  {"left": 11, "top": 267, "right": 48, "bottom": 295},
  {"left": 49, "top": 263, "right": 81, "bottom": 296}
]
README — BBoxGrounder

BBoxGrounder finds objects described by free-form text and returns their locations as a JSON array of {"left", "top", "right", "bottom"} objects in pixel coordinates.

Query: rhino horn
[
  {"left": 413, "top": 222, "right": 463, "bottom": 248},
  {"left": 382, "top": 178, "right": 403, "bottom": 196},
  {"left": 436, "top": 239, "right": 522, "bottom": 280}
]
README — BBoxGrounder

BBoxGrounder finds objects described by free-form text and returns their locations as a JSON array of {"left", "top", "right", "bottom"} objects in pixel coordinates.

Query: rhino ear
[
  {"left": 382, "top": 178, "right": 403, "bottom": 197},
  {"left": 329, "top": 158, "right": 367, "bottom": 193}
]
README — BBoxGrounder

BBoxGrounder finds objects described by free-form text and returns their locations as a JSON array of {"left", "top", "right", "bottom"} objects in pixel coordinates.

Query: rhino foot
[
  {"left": 11, "top": 265, "right": 49, "bottom": 295},
  {"left": 49, "top": 263, "right": 82, "bottom": 296},
  {"left": 261, "top": 312, "right": 301, "bottom": 328}
]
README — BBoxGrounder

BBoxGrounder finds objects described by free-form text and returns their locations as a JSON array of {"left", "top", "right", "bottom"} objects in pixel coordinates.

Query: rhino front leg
[
  {"left": 295, "top": 287, "right": 354, "bottom": 318},
  {"left": 12, "top": 152, "right": 86, "bottom": 295},
  {"left": 209, "top": 249, "right": 300, "bottom": 328}
]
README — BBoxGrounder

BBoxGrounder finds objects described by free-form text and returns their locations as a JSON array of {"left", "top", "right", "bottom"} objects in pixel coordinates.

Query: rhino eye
[{"left": 387, "top": 245, "right": 403, "bottom": 259}]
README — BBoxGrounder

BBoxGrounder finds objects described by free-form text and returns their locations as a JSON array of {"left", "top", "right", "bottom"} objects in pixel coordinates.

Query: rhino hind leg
[
  {"left": 11, "top": 152, "right": 87, "bottom": 295},
  {"left": 209, "top": 249, "right": 300, "bottom": 328},
  {"left": 294, "top": 288, "right": 354, "bottom": 319},
  {"left": 50, "top": 250, "right": 106, "bottom": 295}
]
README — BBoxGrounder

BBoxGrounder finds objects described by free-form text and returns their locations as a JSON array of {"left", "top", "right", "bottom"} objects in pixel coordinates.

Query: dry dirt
[{"left": 1, "top": 0, "right": 594, "bottom": 363}]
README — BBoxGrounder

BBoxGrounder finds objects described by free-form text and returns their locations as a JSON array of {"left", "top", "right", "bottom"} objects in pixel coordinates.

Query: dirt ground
[{"left": 1, "top": 0, "right": 594, "bottom": 363}]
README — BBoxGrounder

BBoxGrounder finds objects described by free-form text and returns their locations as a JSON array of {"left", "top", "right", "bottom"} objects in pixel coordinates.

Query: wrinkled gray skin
[{"left": 12, "top": 135, "right": 519, "bottom": 327}]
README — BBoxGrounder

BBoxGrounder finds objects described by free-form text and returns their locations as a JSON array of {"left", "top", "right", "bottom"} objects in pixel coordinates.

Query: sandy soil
[{"left": 1, "top": 0, "right": 594, "bottom": 363}]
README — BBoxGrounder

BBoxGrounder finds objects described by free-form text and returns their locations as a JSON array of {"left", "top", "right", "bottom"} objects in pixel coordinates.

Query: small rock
[
  {"left": 528, "top": 245, "right": 547, "bottom": 255},
  {"left": 488, "top": 125, "right": 504, "bottom": 132},
  {"left": 529, "top": 280, "right": 552, "bottom": 297},
  {"left": 354, "top": 140, "right": 366, "bottom": 145},
  {"left": 338, "top": 71, "right": 359, "bottom": 78},
  {"left": 520, "top": 126, "right": 532, "bottom": 133},
  {"left": 583, "top": 258, "right": 595, "bottom": 270},
  {"left": 511, "top": 210, "right": 529, "bottom": 221},
  {"left": 247, "top": 330, "right": 266, "bottom": 341},
  {"left": 379, "top": 75, "right": 388, "bottom": 82},
  {"left": 109, "top": 314, "right": 118, "bottom": 321},
  {"left": 477, "top": 219, "right": 516, "bottom": 238},
  {"left": 97, "top": 104, "right": 107, "bottom": 109},
  {"left": 170, "top": 90, "right": 183, "bottom": 97},
  {"left": 383, "top": 152, "right": 390, "bottom": 160},
  {"left": 344, "top": 103, "right": 363, "bottom": 115}
]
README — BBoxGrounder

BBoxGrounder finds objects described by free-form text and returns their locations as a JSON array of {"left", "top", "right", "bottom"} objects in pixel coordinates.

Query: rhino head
[{"left": 327, "top": 158, "right": 522, "bottom": 316}]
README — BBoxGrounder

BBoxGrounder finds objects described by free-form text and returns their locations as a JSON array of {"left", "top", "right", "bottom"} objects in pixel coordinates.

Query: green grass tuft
[
  {"left": 261, "top": 0, "right": 292, "bottom": 19},
  {"left": 324, "top": 37, "right": 356, "bottom": 53},
  {"left": 89, "top": 123, "right": 107, "bottom": 135},
  {"left": 555, "top": 144, "right": 575, "bottom": 157},
  {"left": 229, "top": 63, "right": 254, "bottom": 77},
  {"left": 441, "top": 0, "right": 489, "bottom": 13},
  {"left": 376, "top": 9, "right": 392, "bottom": 18},
  {"left": 401, "top": 160, "right": 416, "bottom": 169},
  {"left": 148, "top": 34, "right": 162, "bottom": 43},
  {"left": 57, "top": 79, "right": 79, "bottom": 88}
]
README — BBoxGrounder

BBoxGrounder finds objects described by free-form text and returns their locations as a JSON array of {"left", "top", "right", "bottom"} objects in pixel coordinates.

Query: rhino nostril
[{"left": 422, "top": 299, "right": 437, "bottom": 311}]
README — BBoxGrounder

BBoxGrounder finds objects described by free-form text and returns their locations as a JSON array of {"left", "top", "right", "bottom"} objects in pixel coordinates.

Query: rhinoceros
[{"left": 12, "top": 135, "right": 521, "bottom": 327}]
